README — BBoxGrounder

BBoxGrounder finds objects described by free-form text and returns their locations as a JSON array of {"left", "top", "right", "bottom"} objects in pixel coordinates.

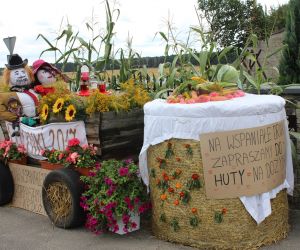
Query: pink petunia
[
  {"left": 122, "top": 214, "right": 130, "bottom": 224},
  {"left": 131, "top": 222, "right": 137, "bottom": 229},
  {"left": 119, "top": 167, "right": 129, "bottom": 177},
  {"left": 88, "top": 171, "right": 96, "bottom": 177}
]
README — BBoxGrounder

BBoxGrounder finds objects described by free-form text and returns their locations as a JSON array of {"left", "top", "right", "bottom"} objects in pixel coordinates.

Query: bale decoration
[{"left": 147, "top": 138, "right": 289, "bottom": 250}]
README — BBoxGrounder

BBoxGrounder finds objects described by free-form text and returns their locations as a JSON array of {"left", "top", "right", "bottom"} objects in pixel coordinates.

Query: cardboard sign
[
  {"left": 200, "top": 120, "right": 286, "bottom": 199},
  {"left": 9, "top": 163, "right": 49, "bottom": 216},
  {"left": 6, "top": 121, "right": 88, "bottom": 159}
]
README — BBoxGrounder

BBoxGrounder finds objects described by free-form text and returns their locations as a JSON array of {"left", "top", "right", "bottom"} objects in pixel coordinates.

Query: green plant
[
  {"left": 0, "top": 140, "right": 26, "bottom": 163},
  {"left": 63, "top": 138, "right": 97, "bottom": 168},
  {"left": 165, "top": 141, "right": 174, "bottom": 159},
  {"left": 116, "top": 35, "right": 141, "bottom": 84},
  {"left": 214, "top": 208, "right": 227, "bottom": 223},
  {"left": 80, "top": 159, "right": 150, "bottom": 234},
  {"left": 41, "top": 138, "right": 97, "bottom": 168},
  {"left": 160, "top": 213, "right": 167, "bottom": 222},
  {"left": 279, "top": 0, "right": 300, "bottom": 85},
  {"left": 40, "top": 148, "right": 64, "bottom": 164},
  {"left": 190, "top": 216, "right": 199, "bottom": 228},
  {"left": 37, "top": 20, "right": 79, "bottom": 73},
  {"left": 187, "top": 173, "right": 202, "bottom": 190},
  {"left": 37, "top": 0, "right": 119, "bottom": 89},
  {"left": 180, "top": 190, "right": 191, "bottom": 205},
  {"left": 170, "top": 217, "right": 180, "bottom": 231}
]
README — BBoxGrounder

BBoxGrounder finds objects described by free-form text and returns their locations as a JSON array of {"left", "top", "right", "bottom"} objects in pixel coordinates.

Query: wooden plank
[{"left": 98, "top": 108, "right": 144, "bottom": 159}]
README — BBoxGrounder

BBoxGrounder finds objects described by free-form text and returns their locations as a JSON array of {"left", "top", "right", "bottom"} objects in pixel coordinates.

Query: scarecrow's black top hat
[{"left": 6, "top": 54, "right": 28, "bottom": 70}]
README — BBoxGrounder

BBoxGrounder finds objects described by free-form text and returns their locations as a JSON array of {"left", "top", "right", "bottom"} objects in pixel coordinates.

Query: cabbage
[{"left": 217, "top": 65, "right": 239, "bottom": 83}]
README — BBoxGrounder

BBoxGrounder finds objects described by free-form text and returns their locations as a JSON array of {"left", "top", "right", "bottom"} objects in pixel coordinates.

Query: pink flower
[
  {"left": 122, "top": 214, "right": 130, "bottom": 224},
  {"left": 124, "top": 158, "right": 133, "bottom": 164},
  {"left": 4, "top": 146, "right": 11, "bottom": 157},
  {"left": 112, "top": 224, "right": 119, "bottom": 233},
  {"left": 124, "top": 197, "right": 131, "bottom": 204},
  {"left": 104, "top": 177, "right": 113, "bottom": 186},
  {"left": 119, "top": 167, "right": 129, "bottom": 177},
  {"left": 70, "top": 152, "right": 79, "bottom": 163},
  {"left": 95, "top": 162, "right": 101, "bottom": 170},
  {"left": 80, "top": 196, "right": 87, "bottom": 202},
  {"left": 58, "top": 153, "right": 64, "bottom": 160},
  {"left": 80, "top": 202, "right": 89, "bottom": 211},
  {"left": 17, "top": 144, "right": 26, "bottom": 153},
  {"left": 131, "top": 222, "right": 137, "bottom": 229},
  {"left": 40, "top": 149, "right": 45, "bottom": 155},
  {"left": 66, "top": 156, "right": 72, "bottom": 163},
  {"left": 105, "top": 210, "right": 113, "bottom": 217},
  {"left": 82, "top": 144, "right": 89, "bottom": 150},
  {"left": 106, "top": 186, "right": 116, "bottom": 196},
  {"left": 0, "top": 142, "right": 6, "bottom": 149},
  {"left": 88, "top": 171, "right": 96, "bottom": 177},
  {"left": 68, "top": 138, "right": 80, "bottom": 147}
]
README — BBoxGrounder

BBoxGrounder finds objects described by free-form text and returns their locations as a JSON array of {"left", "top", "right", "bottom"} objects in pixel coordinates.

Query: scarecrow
[
  {"left": 32, "top": 59, "right": 67, "bottom": 96},
  {"left": 0, "top": 54, "right": 38, "bottom": 132}
]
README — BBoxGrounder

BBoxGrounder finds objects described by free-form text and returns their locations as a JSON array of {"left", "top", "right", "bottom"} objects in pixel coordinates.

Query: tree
[
  {"left": 198, "top": 0, "right": 269, "bottom": 47},
  {"left": 245, "top": 0, "right": 268, "bottom": 40},
  {"left": 279, "top": 0, "right": 300, "bottom": 85},
  {"left": 268, "top": 4, "right": 289, "bottom": 32}
]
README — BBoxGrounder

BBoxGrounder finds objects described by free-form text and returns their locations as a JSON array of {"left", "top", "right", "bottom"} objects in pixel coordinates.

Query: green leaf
[
  {"left": 159, "top": 32, "right": 168, "bottom": 42},
  {"left": 218, "top": 46, "right": 233, "bottom": 63},
  {"left": 243, "top": 71, "right": 258, "bottom": 89},
  {"left": 199, "top": 51, "right": 208, "bottom": 75},
  {"left": 55, "top": 48, "right": 79, "bottom": 64}
]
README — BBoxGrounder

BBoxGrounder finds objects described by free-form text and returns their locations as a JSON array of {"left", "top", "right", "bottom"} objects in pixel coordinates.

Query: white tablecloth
[{"left": 139, "top": 94, "right": 294, "bottom": 224}]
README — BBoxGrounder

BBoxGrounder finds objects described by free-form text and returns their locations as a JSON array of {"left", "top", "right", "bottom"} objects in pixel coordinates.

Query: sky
[{"left": 0, "top": 0, "right": 289, "bottom": 67}]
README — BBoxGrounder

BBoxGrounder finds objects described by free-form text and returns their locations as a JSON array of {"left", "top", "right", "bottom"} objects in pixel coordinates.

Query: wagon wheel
[
  {"left": 0, "top": 161, "right": 14, "bottom": 206},
  {"left": 42, "top": 168, "right": 85, "bottom": 228}
]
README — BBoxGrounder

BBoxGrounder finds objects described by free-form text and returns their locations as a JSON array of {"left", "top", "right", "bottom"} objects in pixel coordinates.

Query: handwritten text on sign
[
  {"left": 200, "top": 120, "right": 286, "bottom": 199},
  {"left": 6, "top": 121, "right": 88, "bottom": 159}
]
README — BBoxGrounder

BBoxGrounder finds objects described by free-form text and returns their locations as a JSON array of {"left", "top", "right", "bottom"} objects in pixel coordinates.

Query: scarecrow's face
[
  {"left": 10, "top": 68, "right": 30, "bottom": 86},
  {"left": 36, "top": 67, "right": 56, "bottom": 85}
]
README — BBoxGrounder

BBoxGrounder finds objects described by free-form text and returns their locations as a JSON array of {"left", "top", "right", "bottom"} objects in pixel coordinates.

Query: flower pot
[
  {"left": 40, "top": 160, "right": 64, "bottom": 171},
  {"left": 111, "top": 212, "right": 140, "bottom": 235},
  {"left": 9, "top": 156, "right": 27, "bottom": 165},
  {"left": 74, "top": 167, "right": 94, "bottom": 176}
]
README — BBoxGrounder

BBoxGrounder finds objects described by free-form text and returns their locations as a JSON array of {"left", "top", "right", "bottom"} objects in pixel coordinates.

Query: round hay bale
[
  {"left": 147, "top": 139, "right": 289, "bottom": 250},
  {"left": 42, "top": 168, "right": 85, "bottom": 228}
]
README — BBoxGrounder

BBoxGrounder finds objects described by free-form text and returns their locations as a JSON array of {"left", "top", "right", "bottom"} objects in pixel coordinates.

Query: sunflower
[
  {"left": 65, "top": 104, "right": 76, "bottom": 122},
  {"left": 52, "top": 98, "right": 65, "bottom": 113},
  {"left": 40, "top": 104, "right": 49, "bottom": 121}
]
